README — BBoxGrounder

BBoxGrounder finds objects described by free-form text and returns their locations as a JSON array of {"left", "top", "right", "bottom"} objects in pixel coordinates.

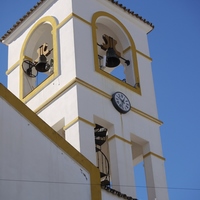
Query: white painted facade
[
  {"left": 0, "top": 88, "right": 93, "bottom": 200},
  {"left": 1, "top": 0, "right": 169, "bottom": 199}
]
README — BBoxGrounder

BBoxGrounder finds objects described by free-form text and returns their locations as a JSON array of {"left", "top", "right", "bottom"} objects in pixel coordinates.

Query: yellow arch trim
[
  {"left": 91, "top": 11, "right": 141, "bottom": 95},
  {"left": 20, "top": 16, "right": 59, "bottom": 102}
]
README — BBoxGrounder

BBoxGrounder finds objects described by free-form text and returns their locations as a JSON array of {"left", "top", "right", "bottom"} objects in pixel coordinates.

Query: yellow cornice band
[
  {"left": 63, "top": 116, "right": 95, "bottom": 131},
  {"left": 108, "top": 134, "right": 132, "bottom": 145},
  {"left": 6, "top": 60, "right": 20, "bottom": 75},
  {"left": 34, "top": 78, "right": 77, "bottom": 113},
  {"left": 124, "top": 47, "right": 152, "bottom": 61},
  {"left": 57, "top": 13, "right": 73, "bottom": 29},
  {"left": 136, "top": 50, "right": 152, "bottom": 61},
  {"left": 6, "top": 55, "right": 33, "bottom": 75},
  {"left": 76, "top": 78, "right": 110, "bottom": 99},
  {"left": 143, "top": 152, "right": 165, "bottom": 161},
  {"left": 73, "top": 13, "right": 91, "bottom": 26},
  {"left": 123, "top": 46, "right": 131, "bottom": 54},
  {"left": 131, "top": 107, "right": 163, "bottom": 125},
  {"left": 57, "top": 13, "right": 91, "bottom": 30},
  {"left": 34, "top": 77, "right": 162, "bottom": 125}
]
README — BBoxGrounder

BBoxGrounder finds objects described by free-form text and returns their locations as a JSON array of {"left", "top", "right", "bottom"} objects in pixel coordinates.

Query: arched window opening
[
  {"left": 94, "top": 16, "right": 139, "bottom": 89},
  {"left": 22, "top": 23, "right": 54, "bottom": 97}
]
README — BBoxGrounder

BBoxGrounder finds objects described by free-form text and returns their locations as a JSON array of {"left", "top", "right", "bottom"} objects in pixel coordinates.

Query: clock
[{"left": 111, "top": 92, "right": 131, "bottom": 114}]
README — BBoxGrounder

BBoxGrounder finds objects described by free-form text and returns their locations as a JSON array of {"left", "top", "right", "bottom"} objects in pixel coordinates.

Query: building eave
[
  {"left": 107, "top": 0, "right": 154, "bottom": 29},
  {"left": 0, "top": 0, "right": 154, "bottom": 43},
  {"left": 0, "top": 0, "right": 46, "bottom": 43}
]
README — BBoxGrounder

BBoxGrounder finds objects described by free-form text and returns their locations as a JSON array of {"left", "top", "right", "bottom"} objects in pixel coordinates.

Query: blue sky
[{"left": 0, "top": 0, "right": 200, "bottom": 199}]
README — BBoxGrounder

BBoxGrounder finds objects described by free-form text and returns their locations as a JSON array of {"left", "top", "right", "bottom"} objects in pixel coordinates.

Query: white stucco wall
[{"left": 0, "top": 97, "right": 91, "bottom": 200}]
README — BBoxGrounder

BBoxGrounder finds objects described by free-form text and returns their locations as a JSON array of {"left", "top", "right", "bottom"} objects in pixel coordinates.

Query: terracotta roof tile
[
  {"left": 102, "top": 185, "right": 138, "bottom": 200},
  {"left": 108, "top": 0, "right": 154, "bottom": 28},
  {"left": 0, "top": 0, "right": 154, "bottom": 42},
  {"left": 0, "top": 0, "right": 46, "bottom": 42}
]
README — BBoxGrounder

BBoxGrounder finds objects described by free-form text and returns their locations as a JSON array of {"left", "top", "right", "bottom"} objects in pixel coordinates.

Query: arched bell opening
[
  {"left": 21, "top": 21, "right": 54, "bottom": 97},
  {"left": 93, "top": 13, "right": 139, "bottom": 90},
  {"left": 96, "top": 22, "right": 127, "bottom": 73}
]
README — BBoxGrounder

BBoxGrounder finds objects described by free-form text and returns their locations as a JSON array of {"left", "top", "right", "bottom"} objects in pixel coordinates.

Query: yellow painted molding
[
  {"left": 108, "top": 134, "right": 132, "bottom": 145},
  {"left": 131, "top": 107, "right": 163, "bottom": 125},
  {"left": 136, "top": 50, "right": 152, "bottom": 61},
  {"left": 143, "top": 152, "right": 166, "bottom": 161},
  {"left": 33, "top": 77, "right": 162, "bottom": 125},
  {"left": 95, "top": 69, "right": 141, "bottom": 94},
  {"left": 76, "top": 77, "right": 110, "bottom": 99},
  {"left": 34, "top": 77, "right": 110, "bottom": 114},
  {"left": 7, "top": 56, "right": 32, "bottom": 76},
  {"left": 63, "top": 117, "right": 79, "bottom": 131},
  {"left": 73, "top": 13, "right": 91, "bottom": 26},
  {"left": 34, "top": 78, "right": 77, "bottom": 113},
  {"left": 57, "top": 13, "right": 91, "bottom": 30},
  {"left": 122, "top": 48, "right": 152, "bottom": 62},
  {"left": 63, "top": 117, "right": 78, "bottom": 131},
  {"left": 63, "top": 116, "right": 95, "bottom": 131},
  {"left": 0, "top": 83, "right": 101, "bottom": 200},
  {"left": 76, "top": 78, "right": 162, "bottom": 125},
  {"left": 6, "top": 60, "right": 20, "bottom": 75},
  {"left": 123, "top": 46, "right": 131, "bottom": 54},
  {"left": 23, "top": 55, "right": 33, "bottom": 61},
  {"left": 79, "top": 116, "right": 95, "bottom": 127},
  {"left": 57, "top": 13, "right": 73, "bottom": 29}
]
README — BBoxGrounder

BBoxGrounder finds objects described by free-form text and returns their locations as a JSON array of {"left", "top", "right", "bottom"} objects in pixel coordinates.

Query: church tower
[{"left": 1, "top": 0, "right": 169, "bottom": 199}]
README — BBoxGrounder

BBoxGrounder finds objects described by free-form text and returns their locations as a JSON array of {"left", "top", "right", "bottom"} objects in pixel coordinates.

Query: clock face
[{"left": 111, "top": 92, "right": 131, "bottom": 114}]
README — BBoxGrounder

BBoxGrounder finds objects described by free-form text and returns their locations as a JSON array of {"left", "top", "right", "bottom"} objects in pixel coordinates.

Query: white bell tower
[{"left": 1, "top": 0, "right": 169, "bottom": 199}]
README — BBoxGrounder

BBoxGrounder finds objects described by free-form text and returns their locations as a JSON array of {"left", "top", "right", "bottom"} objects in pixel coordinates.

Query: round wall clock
[{"left": 111, "top": 92, "right": 131, "bottom": 114}]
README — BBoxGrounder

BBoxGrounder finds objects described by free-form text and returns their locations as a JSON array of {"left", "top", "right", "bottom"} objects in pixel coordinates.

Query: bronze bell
[
  {"left": 35, "top": 55, "right": 50, "bottom": 72},
  {"left": 106, "top": 48, "right": 120, "bottom": 68}
]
